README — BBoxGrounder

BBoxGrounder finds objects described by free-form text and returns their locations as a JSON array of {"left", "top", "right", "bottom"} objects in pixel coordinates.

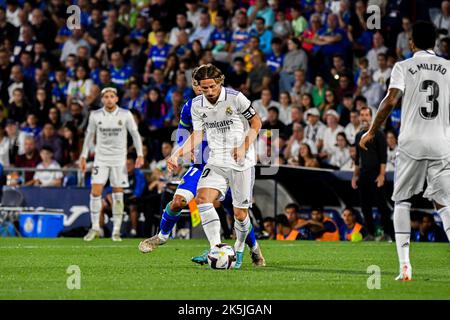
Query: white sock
[
  {"left": 394, "top": 202, "right": 411, "bottom": 265},
  {"left": 197, "top": 203, "right": 221, "bottom": 248},
  {"left": 90, "top": 195, "right": 102, "bottom": 231},
  {"left": 234, "top": 214, "right": 250, "bottom": 253},
  {"left": 437, "top": 206, "right": 450, "bottom": 241},
  {"left": 112, "top": 192, "right": 124, "bottom": 234}
]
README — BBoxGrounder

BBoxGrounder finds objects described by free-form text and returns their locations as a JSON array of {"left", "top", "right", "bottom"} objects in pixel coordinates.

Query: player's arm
[
  {"left": 126, "top": 112, "right": 144, "bottom": 168},
  {"left": 176, "top": 101, "right": 193, "bottom": 146},
  {"left": 79, "top": 113, "right": 96, "bottom": 173},
  {"left": 167, "top": 130, "right": 204, "bottom": 172},
  {"left": 360, "top": 62, "right": 404, "bottom": 150}
]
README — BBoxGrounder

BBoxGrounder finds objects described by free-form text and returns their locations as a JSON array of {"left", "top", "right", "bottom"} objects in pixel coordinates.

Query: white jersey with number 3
[
  {"left": 191, "top": 87, "right": 256, "bottom": 171},
  {"left": 389, "top": 50, "right": 450, "bottom": 160}
]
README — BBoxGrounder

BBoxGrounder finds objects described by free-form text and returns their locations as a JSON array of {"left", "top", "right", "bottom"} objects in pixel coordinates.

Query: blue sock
[
  {"left": 159, "top": 201, "right": 181, "bottom": 239},
  {"left": 245, "top": 223, "right": 257, "bottom": 250}
]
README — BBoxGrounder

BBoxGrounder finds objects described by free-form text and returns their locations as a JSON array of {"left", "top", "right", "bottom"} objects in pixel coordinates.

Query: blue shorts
[{"left": 174, "top": 164, "right": 204, "bottom": 203}]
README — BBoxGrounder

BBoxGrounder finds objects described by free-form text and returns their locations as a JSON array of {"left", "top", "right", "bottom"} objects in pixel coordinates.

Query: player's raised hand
[
  {"left": 167, "top": 155, "right": 179, "bottom": 173},
  {"left": 79, "top": 157, "right": 87, "bottom": 174},
  {"left": 135, "top": 156, "right": 144, "bottom": 169},
  {"left": 232, "top": 145, "right": 246, "bottom": 165},
  {"left": 359, "top": 131, "right": 374, "bottom": 151}
]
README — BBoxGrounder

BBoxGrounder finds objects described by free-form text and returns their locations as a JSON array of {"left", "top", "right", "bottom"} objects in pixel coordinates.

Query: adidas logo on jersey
[{"left": 202, "top": 113, "right": 207, "bottom": 118}]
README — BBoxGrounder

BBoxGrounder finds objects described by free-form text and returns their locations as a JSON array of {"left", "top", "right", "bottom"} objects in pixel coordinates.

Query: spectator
[
  {"left": 21, "top": 113, "right": 41, "bottom": 137},
  {"left": 7, "top": 88, "right": 30, "bottom": 125},
  {"left": 229, "top": 10, "right": 251, "bottom": 57},
  {"left": 250, "top": 17, "right": 273, "bottom": 55},
  {"left": 4, "top": 119, "right": 23, "bottom": 160},
  {"left": 189, "top": 10, "right": 214, "bottom": 49},
  {"left": 162, "top": 54, "right": 179, "bottom": 85},
  {"left": 262, "top": 216, "right": 276, "bottom": 240},
  {"left": 7, "top": 65, "right": 33, "bottom": 104},
  {"left": 252, "top": 88, "right": 280, "bottom": 122},
  {"left": 311, "top": 75, "right": 327, "bottom": 109},
  {"left": 285, "top": 106, "right": 306, "bottom": 137},
  {"left": 245, "top": 50, "right": 272, "bottom": 100},
  {"left": 353, "top": 107, "right": 392, "bottom": 240},
  {"left": 185, "top": 0, "right": 202, "bottom": 29},
  {"left": 313, "top": 0, "right": 331, "bottom": 25},
  {"left": 247, "top": 0, "right": 275, "bottom": 29},
  {"left": 209, "top": 13, "right": 231, "bottom": 62},
  {"left": 320, "top": 109, "right": 344, "bottom": 160},
  {"left": 321, "top": 89, "right": 342, "bottom": 119},
  {"left": 337, "top": 90, "right": 354, "bottom": 126},
  {"left": 67, "top": 65, "right": 94, "bottom": 107},
  {"left": 0, "top": 7, "right": 18, "bottom": 44},
  {"left": 278, "top": 91, "right": 293, "bottom": 125},
  {"left": 329, "top": 132, "right": 351, "bottom": 170},
  {"left": 165, "top": 72, "right": 193, "bottom": 108},
  {"left": 30, "top": 145, "right": 63, "bottom": 187},
  {"left": 275, "top": 214, "right": 302, "bottom": 240},
  {"left": 226, "top": 57, "right": 248, "bottom": 92},
  {"left": 298, "top": 142, "right": 320, "bottom": 168},
  {"left": 344, "top": 109, "right": 361, "bottom": 145},
  {"left": 0, "top": 122, "right": 10, "bottom": 166},
  {"left": 284, "top": 203, "right": 306, "bottom": 230},
  {"left": 35, "top": 123, "right": 63, "bottom": 164},
  {"left": 51, "top": 69, "right": 68, "bottom": 104},
  {"left": 262, "top": 106, "right": 286, "bottom": 132},
  {"left": 303, "top": 206, "right": 340, "bottom": 241},
  {"left": 12, "top": 25, "right": 34, "bottom": 64},
  {"left": 411, "top": 213, "right": 448, "bottom": 243},
  {"left": 85, "top": 7, "right": 105, "bottom": 52},
  {"left": 290, "top": 4, "right": 308, "bottom": 37},
  {"left": 147, "top": 30, "right": 172, "bottom": 71},
  {"left": 372, "top": 53, "right": 392, "bottom": 91},
  {"left": 67, "top": 101, "right": 87, "bottom": 134},
  {"left": 304, "top": 107, "right": 325, "bottom": 152},
  {"left": 340, "top": 207, "right": 367, "bottom": 241},
  {"left": 272, "top": 10, "right": 292, "bottom": 40},
  {"left": 386, "top": 130, "right": 398, "bottom": 172},
  {"left": 290, "top": 69, "right": 314, "bottom": 105},
  {"left": 15, "top": 135, "right": 40, "bottom": 183},
  {"left": 433, "top": 0, "right": 450, "bottom": 38},
  {"left": 121, "top": 82, "right": 145, "bottom": 112},
  {"left": 266, "top": 37, "right": 284, "bottom": 74},
  {"left": 109, "top": 52, "right": 133, "bottom": 89},
  {"left": 396, "top": 17, "right": 412, "bottom": 60},
  {"left": 279, "top": 38, "right": 308, "bottom": 92},
  {"left": 168, "top": 12, "right": 193, "bottom": 46},
  {"left": 366, "top": 32, "right": 388, "bottom": 73},
  {"left": 354, "top": 70, "right": 384, "bottom": 109},
  {"left": 144, "top": 88, "right": 170, "bottom": 130},
  {"left": 285, "top": 123, "right": 315, "bottom": 163},
  {"left": 60, "top": 28, "right": 90, "bottom": 63},
  {"left": 301, "top": 13, "right": 322, "bottom": 54},
  {"left": 34, "top": 88, "right": 52, "bottom": 125}
]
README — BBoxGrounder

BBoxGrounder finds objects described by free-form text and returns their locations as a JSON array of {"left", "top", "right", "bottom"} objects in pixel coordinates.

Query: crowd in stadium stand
[{"left": 0, "top": 0, "right": 449, "bottom": 241}]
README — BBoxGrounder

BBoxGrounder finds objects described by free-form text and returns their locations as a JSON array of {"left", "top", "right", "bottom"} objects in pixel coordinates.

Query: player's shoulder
[
  {"left": 224, "top": 87, "right": 239, "bottom": 97},
  {"left": 117, "top": 107, "right": 133, "bottom": 116},
  {"left": 89, "top": 108, "right": 104, "bottom": 118},
  {"left": 191, "top": 94, "right": 204, "bottom": 109}
]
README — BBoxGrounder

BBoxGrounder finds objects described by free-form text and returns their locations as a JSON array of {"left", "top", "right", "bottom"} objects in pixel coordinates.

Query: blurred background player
[
  {"left": 139, "top": 66, "right": 265, "bottom": 267},
  {"left": 80, "top": 87, "right": 144, "bottom": 242},
  {"left": 360, "top": 21, "right": 450, "bottom": 281},
  {"left": 165, "top": 64, "right": 262, "bottom": 268}
]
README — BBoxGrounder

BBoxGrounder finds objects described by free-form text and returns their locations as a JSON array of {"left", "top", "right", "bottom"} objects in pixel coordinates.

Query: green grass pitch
[{"left": 0, "top": 238, "right": 449, "bottom": 300}]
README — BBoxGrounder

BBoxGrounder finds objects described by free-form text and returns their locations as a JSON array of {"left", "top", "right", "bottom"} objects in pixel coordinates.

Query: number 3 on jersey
[{"left": 419, "top": 80, "right": 439, "bottom": 120}]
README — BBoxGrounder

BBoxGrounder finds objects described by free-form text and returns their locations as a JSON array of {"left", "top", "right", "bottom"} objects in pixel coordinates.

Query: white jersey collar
[
  {"left": 413, "top": 50, "right": 436, "bottom": 57},
  {"left": 103, "top": 105, "right": 120, "bottom": 116},
  {"left": 202, "top": 86, "right": 226, "bottom": 108}
]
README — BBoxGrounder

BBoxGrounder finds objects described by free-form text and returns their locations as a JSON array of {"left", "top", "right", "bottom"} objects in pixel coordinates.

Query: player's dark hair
[
  {"left": 285, "top": 203, "right": 299, "bottom": 212},
  {"left": 193, "top": 63, "right": 225, "bottom": 85},
  {"left": 412, "top": 20, "right": 437, "bottom": 50}
]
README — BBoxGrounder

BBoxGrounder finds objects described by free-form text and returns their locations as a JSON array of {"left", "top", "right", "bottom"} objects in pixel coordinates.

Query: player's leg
[
  {"left": 392, "top": 153, "right": 426, "bottom": 281},
  {"left": 109, "top": 165, "right": 129, "bottom": 241},
  {"left": 128, "top": 204, "right": 138, "bottom": 237},
  {"left": 84, "top": 166, "right": 109, "bottom": 241},
  {"left": 434, "top": 202, "right": 450, "bottom": 241}
]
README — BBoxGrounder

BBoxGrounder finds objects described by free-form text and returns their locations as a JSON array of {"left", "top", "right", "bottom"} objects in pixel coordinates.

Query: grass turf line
[{"left": 0, "top": 238, "right": 449, "bottom": 300}]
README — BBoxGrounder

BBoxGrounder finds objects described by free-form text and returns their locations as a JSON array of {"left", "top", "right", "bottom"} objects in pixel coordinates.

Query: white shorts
[
  {"left": 91, "top": 165, "right": 129, "bottom": 188},
  {"left": 197, "top": 164, "right": 255, "bottom": 209},
  {"left": 392, "top": 151, "right": 450, "bottom": 206}
]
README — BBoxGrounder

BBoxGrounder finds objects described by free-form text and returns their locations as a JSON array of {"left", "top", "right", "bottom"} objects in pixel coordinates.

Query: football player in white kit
[
  {"left": 360, "top": 21, "right": 450, "bottom": 281},
  {"left": 167, "top": 64, "right": 262, "bottom": 268},
  {"left": 80, "top": 87, "right": 144, "bottom": 241}
]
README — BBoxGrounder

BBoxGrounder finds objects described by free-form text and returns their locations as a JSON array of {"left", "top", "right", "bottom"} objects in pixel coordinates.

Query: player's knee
[
  {"left": 234, "top": 208, "right": 248, "bottom": 221},
  {"left": 91, "top": 190, "right": 102, "bottom": 198},
  {"left": 171, "top": 196, "right": 187, "bottom": 211},
  {"left": 195, "top": 194, "right": 209, "bottom": 205}
]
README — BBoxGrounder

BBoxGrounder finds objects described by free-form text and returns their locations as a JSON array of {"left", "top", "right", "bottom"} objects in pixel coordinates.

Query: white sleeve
[
  {"left": 236, "top": 92, "right": 255, "bottom": 120},
  {"left": 126, "top": 111, "right": 143, "bottom": 157},
  {"left": 191, "top": 104, "right": 204, "bottom": 131},
  {"left": 81, "top": 113, "right": 96, "bottom": 159},
  {"left": 388, "top": 62, "right": 405, "bottom": 92}
]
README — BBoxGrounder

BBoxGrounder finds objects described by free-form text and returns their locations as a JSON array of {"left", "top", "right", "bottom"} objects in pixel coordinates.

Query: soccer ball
[{"left": 207, "top": 243, "right": 236, "bottom": 269}]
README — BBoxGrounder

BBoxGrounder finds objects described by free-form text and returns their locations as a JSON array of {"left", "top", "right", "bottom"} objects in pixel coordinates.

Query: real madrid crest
[
  {"left": 226, "top": 107, "right": 233, "bottom": 116},
  {"left": 118, "top": 120, "right": 123, "bottom": 126}
]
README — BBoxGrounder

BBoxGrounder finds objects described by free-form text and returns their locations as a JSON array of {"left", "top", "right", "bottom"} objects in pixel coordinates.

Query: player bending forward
[
  {"left": 138, "top": 65, "right": 265, "bottom": 267},
  {"left": 80, "top": 87, "right": 144, "bottom": 241},
  {"left": 170, "top": 64, "right": 261, "bottom": 268},
  {"left": 360, "top": 21, "right": 450, "bottom": 281}
]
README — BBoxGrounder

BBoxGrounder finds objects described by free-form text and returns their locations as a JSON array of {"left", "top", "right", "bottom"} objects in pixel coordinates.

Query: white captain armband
[{"left": 242, "top": 106, "right": 256, "bottom": 120}]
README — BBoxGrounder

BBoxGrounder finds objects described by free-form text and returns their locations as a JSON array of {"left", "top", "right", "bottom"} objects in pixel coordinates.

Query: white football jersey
[
  {"left": 81, "top": 106, "right": 143, "bottom": 167},
  {"left": 191, "top": 87, "right": 256, "bottom": 171},
  {"left": 389, "top": 50, "right": 450, "bottom": 160}
]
